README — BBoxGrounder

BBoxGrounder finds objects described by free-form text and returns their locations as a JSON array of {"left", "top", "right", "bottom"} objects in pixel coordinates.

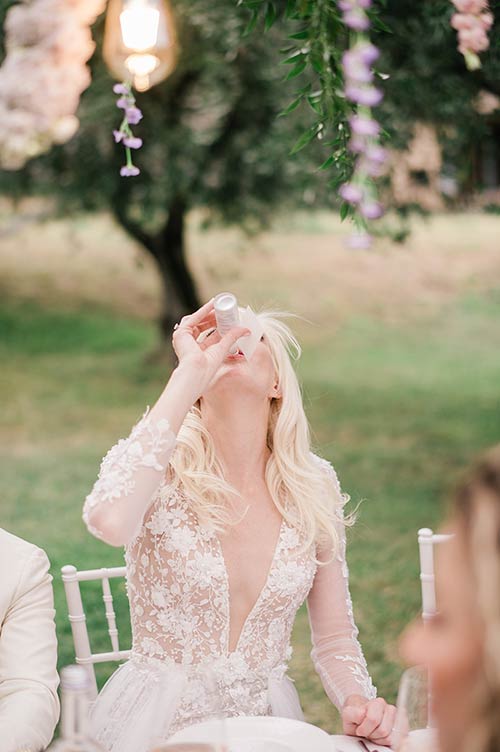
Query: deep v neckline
[{"left": 215, "top": 516, "right": 286, "bottom": 656}]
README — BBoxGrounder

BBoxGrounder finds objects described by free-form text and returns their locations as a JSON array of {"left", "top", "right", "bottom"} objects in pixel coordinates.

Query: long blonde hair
[{"left": 168, "top": 310, "right": 347, "bottom": 557}]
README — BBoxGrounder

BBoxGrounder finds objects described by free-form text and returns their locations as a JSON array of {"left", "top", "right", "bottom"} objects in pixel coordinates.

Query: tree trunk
[
  {"left": 152, "top": 196, "right": 201, "bottom": 342},
  {"left": 112, "top": 196, "right": 201, "bottom": 357}
]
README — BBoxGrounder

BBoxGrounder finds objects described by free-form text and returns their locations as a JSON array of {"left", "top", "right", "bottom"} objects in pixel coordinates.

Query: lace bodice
[{"left": 83, "top": 409, "right": 376, "bottom": 729}]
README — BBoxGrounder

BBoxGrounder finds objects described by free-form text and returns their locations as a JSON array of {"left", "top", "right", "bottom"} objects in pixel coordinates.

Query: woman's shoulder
[{"left": 309, "top": 451, "right": 341, "bottom": 488}]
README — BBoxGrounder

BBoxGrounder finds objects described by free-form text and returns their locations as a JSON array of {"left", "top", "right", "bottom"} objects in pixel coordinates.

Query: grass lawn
[{"left": 1, "top": 210, "right": 499, "bottom": 733}]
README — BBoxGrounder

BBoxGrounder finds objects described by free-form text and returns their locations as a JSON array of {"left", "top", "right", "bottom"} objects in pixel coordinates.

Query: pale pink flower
[
  {"left": 451, "top": 13, "right": 478, "bottom": 30},
  {"left": 450, "top": 0, "right": 492, "bottom": 69},
  {"left": 459, "top": 26, "right": 490, "bottom": 52},
  {"left": 480, "top": 11, "right": 494, "bottom": 28},
  {"left": 452, "top": 0, "right": 488, "bottom": 12},
  {"left": 0, "top": 0, "right": 107, "bottom": 169}
]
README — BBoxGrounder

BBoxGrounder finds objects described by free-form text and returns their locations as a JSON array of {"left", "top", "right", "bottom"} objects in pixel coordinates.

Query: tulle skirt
[{"left": 90, "top": 654, "right": 304, "bottom": 752}]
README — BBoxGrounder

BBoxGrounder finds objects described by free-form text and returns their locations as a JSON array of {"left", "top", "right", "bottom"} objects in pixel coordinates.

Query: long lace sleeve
[
  {"left": 83, "top": 407, "right": 176, "bottom": 546},
  {"left": 307, "top": 459, "right": 376, "bottom": 709}
]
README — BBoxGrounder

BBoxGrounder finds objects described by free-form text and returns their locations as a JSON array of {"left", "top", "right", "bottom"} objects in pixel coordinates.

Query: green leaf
[
  {"left": 318, "top": 155, "right": 335, "bottom": 171},
  {"left": 340, "top": 202, "right": 350, "bottom": 222},
  {"left": 264, "top": 2, "right": 277, "bottom": 31},
  {"left": 310, "top": 56, "right": 324, "bottom": 75},
  {"left": 307, "top": 95, "right": 322, "bottom": 114},
  {"left": 371, "top": 15, "right": 393, "bottom": 33},
  {"left": 243, "top": 9, "right": 260, "bottom": 36},
  {"left": 285, "top": 0, "right": 299, "bottom": 19},
  {"left": 288, "top": 30, "right": 309, "bottom": 40},
  {"left": 285, "top": 60, "right": 307, "bottom": 80},
  {"left": 278, "top": 95, "right": 303, "bottom": 117},
  {"left": 282, "top": 50, "right": 304, "bottom": 64},
  {"left": 290, "top": 126, "right": 317, "bottom": 155},
  {"left": 296, "top": 82, "right": 313, "bottom": 95},
  {"left": 241, "top": 0, "right": 264, "bottom": 8}
]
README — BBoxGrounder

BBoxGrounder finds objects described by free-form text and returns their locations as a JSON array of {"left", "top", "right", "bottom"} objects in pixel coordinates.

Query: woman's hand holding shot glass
[{"left": 151, "top": 297, "right": 251, "bottom": 436}]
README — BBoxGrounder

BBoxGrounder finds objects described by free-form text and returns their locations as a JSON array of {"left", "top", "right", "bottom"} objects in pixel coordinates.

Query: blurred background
[{"left": 1, "top": 0, "right": 500, "bottom": 734}]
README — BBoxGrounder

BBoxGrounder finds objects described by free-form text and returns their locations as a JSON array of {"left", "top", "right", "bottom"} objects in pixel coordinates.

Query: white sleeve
[
  {"left": 0, "top": 548, "right": 60, "bottom": 752},
  {"left": 83, "top": 407, "right": 177, "bottom": 546},
  {"left": 307, "top": 461, "right": 376, "bottom": 709}
]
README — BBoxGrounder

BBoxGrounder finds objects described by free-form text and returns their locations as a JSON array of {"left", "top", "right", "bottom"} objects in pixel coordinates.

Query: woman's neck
[{"left": 200, "top": 396, "right": 271, "bottom": 490}]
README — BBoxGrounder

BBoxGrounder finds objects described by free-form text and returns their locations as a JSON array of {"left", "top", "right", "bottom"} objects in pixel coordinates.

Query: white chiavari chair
[
  {"left": 418, "top": 526, "right": 455, "bottom": 730},
  {"left": 417, "top": 527, "right": 454, "bottom": 623},
  {"left": 61, "top": 564, "right": 131, "bottom": 699}
]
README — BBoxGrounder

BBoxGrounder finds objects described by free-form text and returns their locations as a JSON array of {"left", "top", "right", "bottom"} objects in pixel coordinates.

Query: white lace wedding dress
[{"left": 83, "top": 409, "right": 376, "bottom": 752}]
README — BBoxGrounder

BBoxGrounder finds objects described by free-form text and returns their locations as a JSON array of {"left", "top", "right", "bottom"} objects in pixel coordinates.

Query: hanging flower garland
[
  {"left": 112, "top": 82, "right": 143, "bottom": 176},
  {"left": 450, "top": 0, "right": 494, "bottom": 71},
  {"left": 0, "top": 0, "right": 106, "bottom": 170},
  {"left": 338, "top": 0, "right": 387, "bottom": 249}
]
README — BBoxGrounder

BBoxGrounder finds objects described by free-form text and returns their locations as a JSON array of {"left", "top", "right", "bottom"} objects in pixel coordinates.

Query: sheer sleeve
[
  {"left": 83, "top": 407, "right": 177, "bottom": 546},
  {"left": 307, "top": 458, "right": 376, "bottom": 709}
]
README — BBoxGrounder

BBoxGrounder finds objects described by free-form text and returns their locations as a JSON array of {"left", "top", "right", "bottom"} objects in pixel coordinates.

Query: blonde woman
[
  {"left": 83, "top": 299, "right": 395, "bottom": 752},
  {"left": 401, "top": 445, "right": 500, "bottom": 752}
]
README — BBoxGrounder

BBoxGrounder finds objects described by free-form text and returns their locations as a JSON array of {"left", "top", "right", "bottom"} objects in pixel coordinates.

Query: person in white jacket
[{"left": 0, "top": 527, "right": 60, "bottom": 751}]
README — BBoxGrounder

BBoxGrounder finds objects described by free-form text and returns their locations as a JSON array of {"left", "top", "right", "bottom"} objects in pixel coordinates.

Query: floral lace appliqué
[
  {"left": 83, "top": 419, "right": 376, "bottom": 741},
  {"left": 82, "top": 408, "right": 174, "bottom": 539}
]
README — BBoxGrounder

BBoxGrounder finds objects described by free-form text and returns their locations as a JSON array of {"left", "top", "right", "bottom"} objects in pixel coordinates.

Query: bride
[{"left": 83, "top": 298, "right": 396, "bottom": 751}]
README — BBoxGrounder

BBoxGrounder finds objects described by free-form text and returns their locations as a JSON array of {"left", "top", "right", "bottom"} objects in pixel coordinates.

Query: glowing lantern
[{"left": 103, "top": 0, "right": 178, "bottom": 92}]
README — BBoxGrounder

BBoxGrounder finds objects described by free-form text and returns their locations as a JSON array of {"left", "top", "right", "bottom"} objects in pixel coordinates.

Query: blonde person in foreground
[
  {"left": 83, "top": 299, "right": 396, "bottom": 752},
  {"left": 401, "top": 445, "right": 500, "bottom": 752},
  {"left": 0, "top": 527, "right": 59, "bottom": 752}
]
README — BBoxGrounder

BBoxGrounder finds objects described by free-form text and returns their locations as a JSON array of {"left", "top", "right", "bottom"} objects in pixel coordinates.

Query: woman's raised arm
[{"left": 82, "top": 300, "right": 249, "bottom": 547}]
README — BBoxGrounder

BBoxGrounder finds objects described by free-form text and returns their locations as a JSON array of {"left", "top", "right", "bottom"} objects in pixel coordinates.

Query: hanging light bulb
[{"left": 103, "top": 0, "right": 178, "bottom": 92}]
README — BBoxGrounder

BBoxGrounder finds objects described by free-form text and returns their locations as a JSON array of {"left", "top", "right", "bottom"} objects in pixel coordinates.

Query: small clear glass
[{"left": 393, "top": 665, "right": 439, "bottom": 752}]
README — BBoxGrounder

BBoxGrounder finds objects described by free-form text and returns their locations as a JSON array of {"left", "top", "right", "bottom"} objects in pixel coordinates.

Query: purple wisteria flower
[
  {"left": 342, "top": 51, "right": 374, "bottom": 83},
  {"left": 347, "top": 232, "right": 373, "bottom": 249},
  {"left": 360, "top": 201, "right": 384, "bottom": 220},
  {"left": 113, "top": 81, "right": 143, "bottom": 178},
  {"left": 345, "top": 86, "right": 383, "bottom": 107},
  {"left": 120, "top": 165, "right": 140, "bottom": 177},
  {"left": 364, "top": 144, "right": 387, "bottom": 164},
  {"left": 358, "top": 42, "right": 379, "bottom": 65},
  {"left": 339, "top": 0, "right": 372, "bottom": 30},
  {"left": 343, "top": 10, "right": 370, "bottom": 31},
  {"left": 339, "top": 183, "right": 364, "bottom": 204},
  {"left": 123, "top": 136, "right": 143, "bottom": 149},
  {"left": 339, "top": 0, "right": 372, "bottom": 9},
  {"left": 338, "top": 8, "right": 387, "bottom": 248},
  {"left": 349, "top": 115, "right": 380, "bottom": 137},
  {"left": 125, "top": 106, "right": 143, "bottom": 125}
]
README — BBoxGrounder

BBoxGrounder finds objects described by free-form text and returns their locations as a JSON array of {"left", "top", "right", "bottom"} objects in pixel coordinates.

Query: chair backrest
[
  {"left": 417, "top": 527, "right": 454, "bottom": 623},
  {"left": 61, "top": 564, "right": 131, "bottom": 699}
]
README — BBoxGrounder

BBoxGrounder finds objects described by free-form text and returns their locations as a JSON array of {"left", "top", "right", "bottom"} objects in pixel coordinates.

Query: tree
[
  {"left": 1, "top": 0, "right": 499, "bottom": 343},
  {"left": 0, "top": 0, "right": 325, "bottom": 345}
]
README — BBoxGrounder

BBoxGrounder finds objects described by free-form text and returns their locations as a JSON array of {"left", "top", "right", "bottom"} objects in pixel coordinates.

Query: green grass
[{"left": 1, "top": 287, "right": 499, "bottom": 734}]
